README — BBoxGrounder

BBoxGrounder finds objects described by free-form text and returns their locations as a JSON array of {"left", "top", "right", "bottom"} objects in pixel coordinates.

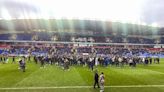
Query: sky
[{"left": 0, "top": 0, "right": 164, "bottom": 27}]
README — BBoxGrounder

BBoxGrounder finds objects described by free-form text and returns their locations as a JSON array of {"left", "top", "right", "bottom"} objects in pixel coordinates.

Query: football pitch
[{"left": 0, "top": 58, "right": 164, "bottom": 92}]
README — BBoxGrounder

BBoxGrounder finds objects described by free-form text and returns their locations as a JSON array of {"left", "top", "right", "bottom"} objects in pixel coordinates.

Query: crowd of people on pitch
[
  {"left": 0, "top": 46, "right": 161, "bottom": 72},
  {"left": 31, "top": 53, "right": 160, "bottom": 71}
]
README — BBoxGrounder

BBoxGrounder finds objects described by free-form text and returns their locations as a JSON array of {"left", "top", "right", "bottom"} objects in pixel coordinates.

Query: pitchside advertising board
[
  {"left": 154, "top": 45, "right": 164, "bottom": 48},
  {"left": 0, "top": 45, "right": 10, "bottom": 49},
  {"left": 73, "top": 43, "right": 93, "bottom": 47}
]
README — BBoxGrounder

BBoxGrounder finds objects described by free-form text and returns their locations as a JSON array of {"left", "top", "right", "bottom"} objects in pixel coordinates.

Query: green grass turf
[{"left": 0, "top": 58, "right": 164, "bottom": 92}]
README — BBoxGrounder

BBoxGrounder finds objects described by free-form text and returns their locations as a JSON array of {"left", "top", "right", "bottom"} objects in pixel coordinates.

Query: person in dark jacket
[
  {"left": 94, "top": 70, "right": 100, "bottom": 88},
  {"left": 149, "top": 57, "right": 152, "bottom": 64},
  {"left": 12, "top": 56, "right": 15, "bottom": 64}
]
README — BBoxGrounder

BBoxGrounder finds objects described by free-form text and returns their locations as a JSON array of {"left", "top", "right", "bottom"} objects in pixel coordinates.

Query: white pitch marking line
[{"left": 1, "top": 85, "right": 164, "bottom": 90}]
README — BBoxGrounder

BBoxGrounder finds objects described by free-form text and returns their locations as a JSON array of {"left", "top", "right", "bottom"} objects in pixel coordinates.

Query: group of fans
[
  {"left": 0, "top": 46, "right": 161, "bottom": 72},
  {"left": 31, "top": 54, "right": 160, "bottom": 71}
]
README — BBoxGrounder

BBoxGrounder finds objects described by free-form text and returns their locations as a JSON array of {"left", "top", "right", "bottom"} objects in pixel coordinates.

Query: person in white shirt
[
  {"left": 142, "top": 57, "right": 145, "bottom": 64},
  {"left": 95, "top": 56, "right": 99, "bottom": 66},
  {"left": 112, "top": 56, "right": 115, "bottom": 65},
  {"left": 99, "top": 72, "right": 105, "bottom": 92},
  {"left": 118, "top": 57, "right": 123, "bottom": 67}
]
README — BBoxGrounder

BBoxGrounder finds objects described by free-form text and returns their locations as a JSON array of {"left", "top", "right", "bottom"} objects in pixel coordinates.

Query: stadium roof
[
  {"left": 0, "top": 0, "right": 164, "bottom": 27},
  {"left": 0, "top": 19, "right": 163, "bottom": 36}
]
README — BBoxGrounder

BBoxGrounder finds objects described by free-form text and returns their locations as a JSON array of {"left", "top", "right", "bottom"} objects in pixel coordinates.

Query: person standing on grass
[
  {"left": 18, "top": 57, "right": 26, "bottom": 72},
  {"left": 94, "top": 70, "right": 100, "bottom": 88},
  {"left": 95, "top": 56, "right": 99, "bottom": 67},
  {"left": 34, "top": 56, "right": 38, "bottom": 64},
  {"left": 2, "top": 55, "right": 4, "bottom": 63},
  {"left": 40, "top": 56, "right": 45, "bottom": 68},
  {"left": 0, "top": 55, "right": 2, "bottom": 63},
  {"left": 12, "top": 56, "right": 15, "bottom": 64},
  {"left": 149, "top": 57, "right": 152, "bottom": 64},
  {"left": 28, "top": 55, "right": 31, "bottom": 62},
  {"left": 157, "top": 57, "right": 160, "bottom": 64},
  {"left": 64, "top": 58, "right": 69, "bottom": 70},
  {"left": 144, "top": 57, "right": 149, "bottom": 65},
  {"left": 100, "top": 72, "right": 105, "bottom": 92},
  {"left": 118, "top": 56, "right": 123, "bottom": 67},
  {"left": 90, "top": 57, "right": 94, "bottom": 71},
  {"left": 21, "top": 57, "right": 26, "bottom": 72}
]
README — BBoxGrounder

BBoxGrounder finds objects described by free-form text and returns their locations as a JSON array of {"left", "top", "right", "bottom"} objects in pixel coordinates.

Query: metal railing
[{"left": 0, "top": 40, "right": 164, "bottom": 46}]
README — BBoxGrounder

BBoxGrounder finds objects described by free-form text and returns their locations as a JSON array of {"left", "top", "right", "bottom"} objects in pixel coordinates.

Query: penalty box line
[{"left": 1, "top": 85, "right": 164, "bottom": 90}]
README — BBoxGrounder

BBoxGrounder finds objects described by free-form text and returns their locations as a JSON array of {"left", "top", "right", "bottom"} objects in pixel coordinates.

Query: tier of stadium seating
[
  {"left": 0, "top": 32, "right": 163, "bottom": 44},
  {"left": 0, "top": 46, "right": 163, "bottom": 58}
]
